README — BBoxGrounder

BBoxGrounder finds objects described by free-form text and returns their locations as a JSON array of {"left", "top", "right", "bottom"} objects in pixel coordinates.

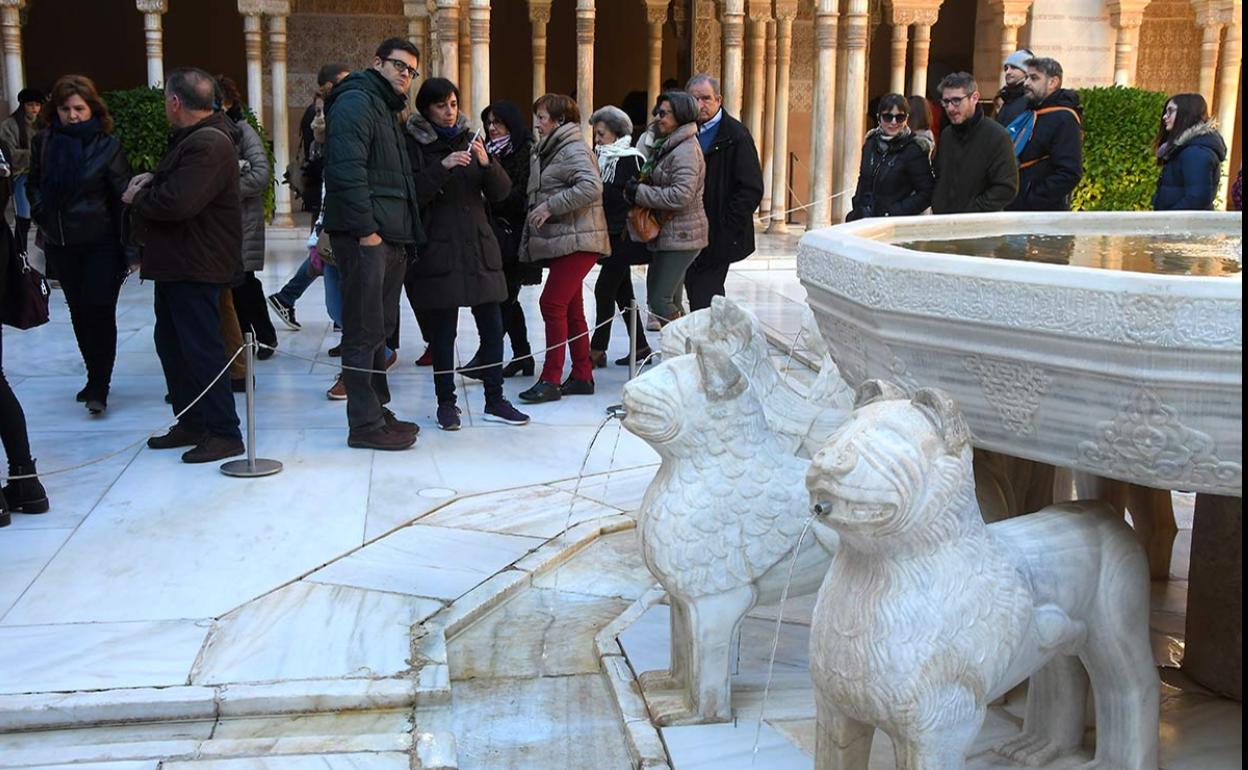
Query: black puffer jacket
[
  {"left": 995, "top": 83, "right": 1029, "bottom": 127},
  {"left": 931, "top": 106, "right": 1019, "bottom": 214},
  {"left": 847, "top": 128, "right": 934, "bottom": 221},
  {"left": 691, "top": 112, "right": 763, "bottom": 272},
  {"left": 1152, "top": 121, "right": 1227, "bottom": 211},
  {"left": 322, "top": 68, "right": 424, "bottom": 245},
  {"left": 1006, "top": 89, "right": 1084, "bottom": 212},
  {"left": 27, "top": 129, "right": 131, "bottom": 248},
  {"left": 404, "top": 112, "right": 510, "bottom": 309}
]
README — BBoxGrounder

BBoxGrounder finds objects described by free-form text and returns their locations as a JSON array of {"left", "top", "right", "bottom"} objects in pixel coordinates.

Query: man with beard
[{"left": 1006, "top": 57, "right": 1084, "bottom": 212}]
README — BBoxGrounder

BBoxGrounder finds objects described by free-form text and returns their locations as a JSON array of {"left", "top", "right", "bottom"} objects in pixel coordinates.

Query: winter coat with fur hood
[{"left": 1152, "top": 121, "right": 1227, "bottom": 211}]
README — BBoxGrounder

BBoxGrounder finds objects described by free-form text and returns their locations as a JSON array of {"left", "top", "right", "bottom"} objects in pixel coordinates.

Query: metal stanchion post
[
  {"left": 605, "top": 300, "right": 641, "bottom": 420},
  {"left": 221, "top": 333, "right": 283, "bottom": 478}
]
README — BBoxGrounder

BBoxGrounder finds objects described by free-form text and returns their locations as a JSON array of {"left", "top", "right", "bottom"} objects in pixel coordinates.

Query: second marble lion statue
[{"left": 806, "top": 384, "right": 1159, "bottom": 770}]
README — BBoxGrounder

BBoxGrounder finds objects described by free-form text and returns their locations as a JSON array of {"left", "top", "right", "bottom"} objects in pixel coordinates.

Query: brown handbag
[{"left": 628, "top": 205, "right": 670, "bottom": 243}]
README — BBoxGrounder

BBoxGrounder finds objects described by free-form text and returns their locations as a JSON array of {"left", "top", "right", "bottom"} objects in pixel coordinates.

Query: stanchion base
[
  {"left": 220, "top": 458, "right": 284, "bottom": 478},
  {"left": 605, "top": 404, "right": 628, "bottom": 420}
]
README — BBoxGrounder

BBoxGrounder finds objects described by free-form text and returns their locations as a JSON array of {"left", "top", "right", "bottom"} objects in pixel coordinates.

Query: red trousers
[{"left": 539, "top": 251, "right": 599, "bottom": 384}]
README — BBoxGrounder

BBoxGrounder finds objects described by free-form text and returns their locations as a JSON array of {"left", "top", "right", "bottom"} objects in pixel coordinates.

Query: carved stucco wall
[{"left": 1136, "top": 0, "right": 1202, "bottom": 96}]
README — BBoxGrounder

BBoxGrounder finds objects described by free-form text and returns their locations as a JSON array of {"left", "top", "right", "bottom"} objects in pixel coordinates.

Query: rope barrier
[{"left": 752, "top": 187, "right": 854, "bottom": 225}]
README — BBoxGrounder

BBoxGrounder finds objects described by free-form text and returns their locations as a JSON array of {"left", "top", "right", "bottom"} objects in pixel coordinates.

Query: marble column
[
  {"left": 1214, "top": 0, "right": 1241, "bottom": 191},
  {"left": 887, "top": 9, "right": 909, "bottom": 95},
  {"left": 427, "top": 0, "right": 441, "bottom": 78},
  {"left": 719, "top": 0, "right": 745, "bottom": 117},
  {"left": 576, "top": 0, "right": 596, "bottom": 138},
  {"left": 760, "top": 19, "right": 777, "bottom": 214},
  {"left": 1, "top": 0, "right": 25, "bottom": 113},
  {"left": 1108, "top": 1, "right": 1150, "bottom": 86},
  {"left": 405, "top": 0, "right": 430, "bottom": 92},
  {"left": 529, "top": 0, "right": 552, "bottom": 102},
  {"left": 264, "top": 0, "right": 293, "bottom": 227},
  {"left": 765, "top": 1, "right": 797, "bottom": 234},
  {"left": 992, "top": 0, "right": 1033, "bottom": 81},
  {"left": 436, "top": 0, "right": 459, "bottom": 84},
  {"left": 834, "top": 0, "right": 870, "bottom": 223},
  {"left": 458, "top": 4, "right": 471, "bottom": 114},
  {"left": 910, "top": 7, "right": 940, "bottom": 96},
  {"left": 808, "top": 0, "right": 839, "bottom": 228},
  {"left": 136, "top": 0, "right": 167, "bottom": 87},
  {"left": 1193, "top": 0, "right": 1224, "bottom": 105},
  {"left": 644, "top": 0, "right": 669, "bottom": 113},
  {"left": 744, "top": 1, "right": 769, "bottom": 146},
  {"left": 469, "top": 0, "right": 490, "bottom": 126},
  {"left": 239, "top": 0, "right": 265, "bottom": 124}
]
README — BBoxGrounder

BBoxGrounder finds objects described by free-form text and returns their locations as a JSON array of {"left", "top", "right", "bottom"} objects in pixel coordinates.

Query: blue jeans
[
  {"left": 12, "top": 173, "right": 30, "bottom": 218},
  {"left": 274, "top": 255, "right": 319, "bottom": 307},
  {"left": 323, "top": 264, "right": 344, "bottom": 326}
]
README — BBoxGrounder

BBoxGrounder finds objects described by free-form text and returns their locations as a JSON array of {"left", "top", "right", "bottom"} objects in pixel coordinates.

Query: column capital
[
  {"left": 773, "top": 0, "right": 799, "bottom": 21},
  {"left": 1217, "top": 0, "right": 1242, "bottom": 24},
  {"left": 746, "top": 0, "right": 772, "bottom": 21},
  {"left": 136, "top": 0, "right": 167, "bottom": 12},
  {"left": 0, "top": 0, "right": 26, "bottom": 9},
  {"left": 645, "top": 0, "right": 670, "bottom": 25},
  {"left": 259, "top": 0, "right": 290, "bottom": 16},
  {"left": 990, "top": 0, "right": 1032, "bottom": 28},
  {"left": 404, "top": 0, "right": 430, "bottom": 17},
  {"left": 1107, "top": 0, "right": 1150, "bottom": 28},
  {"left": 238, "top": 0, "right": 264, "bottom": 15},
  {"left": 888, "top": 1, "right": 943, "bottom": 26},
  {"left": 528, "top": 0, "right": 552, "bottom": 23}
]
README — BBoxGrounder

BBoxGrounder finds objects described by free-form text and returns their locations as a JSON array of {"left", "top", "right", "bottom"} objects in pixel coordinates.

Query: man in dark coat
[
  {"left": 684, "top": 74, "right": 764, "bottom": 311},
  {"left": 1007, "top": 57, "right": 1084, "bottom": 212},
  {"left": 994, "top": 49, "right": 1033, "bottom": 127},
  {"left": 297, "top": 62, "right": 350, "bottom": 217},
  {"left": 125, "top": 67, "right": 244, "bottom": 464},
  {"left": 323, "top": 37, "right": 425, "bottom": 451},
  {"left": 931, "top": 72, "right": 1019, "bottom": 214}
]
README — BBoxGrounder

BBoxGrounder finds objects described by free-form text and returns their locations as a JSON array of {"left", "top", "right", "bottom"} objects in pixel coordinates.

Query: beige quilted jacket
[
  {"left": 519, "top": 122, "right": 610, "bottom": 263},
  {"left": 630, "top": 122, "right": 709, "bottom": 252}
]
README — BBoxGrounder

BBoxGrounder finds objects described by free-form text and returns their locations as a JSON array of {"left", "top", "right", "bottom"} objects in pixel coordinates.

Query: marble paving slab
[
  {"left": 449, "top": 589, "right": 632, "bottom": 680},
  {"left": 192, "top": 582, "right": 432, "bottom": 685},
  {"left": 0, "top": 619, "right": 211, "bottom": 694},
  {"left": 550, "top": 465, "right": 658, "bottom": 513},
  {"left": 0, "top": 528, "right": 73, "bottom": 617},
  {"left": 307, "top": 524, "right": 542, "bottom": 601},
  {"left": 210, "top": 710, "right": 412, "bottom": 740},
  {"left": 161, "top": 755, "right": 411, "bottom": 770},
  {"left": 418, "top": 485, "right": 620, "bottom": 539},
  {"left": 441, "top": 675, "right": 633, "bottom": 770},
  {"left": 3, "top": 429, "right": 373, "bottom": 626},
  {"left": 530, "top": 531, "right": 655, "bottom": 601},
  {"left": 662, "top": 720, "right": 814, "bottom": 768}
]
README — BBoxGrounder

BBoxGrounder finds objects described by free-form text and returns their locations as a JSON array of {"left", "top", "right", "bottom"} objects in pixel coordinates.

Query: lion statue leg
[
  {"left": 894, "top": 687, "right": 985, "bottom": 770},
  {"left": 993, "top": 656, "right": 1088, "bottom": 766},
  {"left": 814, "top": 692, "right": 875, "bottom": 770}
]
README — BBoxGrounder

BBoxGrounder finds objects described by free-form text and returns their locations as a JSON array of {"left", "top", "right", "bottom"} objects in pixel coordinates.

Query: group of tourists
[{"left": 0, "top": 38, "right": 1240, "bottom": 521}]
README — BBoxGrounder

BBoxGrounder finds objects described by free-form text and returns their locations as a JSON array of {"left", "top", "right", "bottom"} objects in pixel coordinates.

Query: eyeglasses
[
  {"left": 879, "top": 112, "right": 908, "bottom": 123},
  {"left": 385, "top": 58, "right": 419, "bottom": 79},
  {"left": 940, "top": 95, "right": 969, "bottom": 108},
  {"left": 652, "top": 108, "right": 671, "bottom": 118}
]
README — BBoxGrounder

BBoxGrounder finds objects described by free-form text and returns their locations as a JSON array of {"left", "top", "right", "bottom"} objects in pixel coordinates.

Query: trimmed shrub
[
  {"left": 1071, "top": 85, "right": 1168, "bottom": 211},
  {"left": 103, "top": 86, "right": 276, "bottom": 222}
]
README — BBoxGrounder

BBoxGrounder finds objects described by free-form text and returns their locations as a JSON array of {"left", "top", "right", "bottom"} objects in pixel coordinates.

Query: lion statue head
[{"left": 807, "top": 382, "right": 981, "bottom": 555}]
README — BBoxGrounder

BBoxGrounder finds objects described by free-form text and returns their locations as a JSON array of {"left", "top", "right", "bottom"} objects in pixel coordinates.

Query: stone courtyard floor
[{"left": 0, "top": 226, "right": 1239, "bottom": 769}]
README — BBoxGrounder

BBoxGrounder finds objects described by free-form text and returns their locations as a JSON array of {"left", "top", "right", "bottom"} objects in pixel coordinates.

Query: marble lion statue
[
  {"left": 621, "top": 344, "right": 839, "bottom": 724},
  {"left": 805, "top": 383, "right": 1159, "bottom": 770},
  {"left": 660, "top": 296, "right": 853, "bottom": 458}
]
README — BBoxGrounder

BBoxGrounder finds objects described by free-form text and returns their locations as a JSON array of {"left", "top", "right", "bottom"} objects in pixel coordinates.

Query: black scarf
[
  {"left": 40, "top": 116, "right": 103, "bottom": 212},
  {"left": 951, "top": 105, "right": 984, "bottom": 137}
]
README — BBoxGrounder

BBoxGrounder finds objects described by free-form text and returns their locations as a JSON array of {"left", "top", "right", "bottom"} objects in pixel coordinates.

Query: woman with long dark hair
[
  {"left": 27, "top": 75, "right": 132, "bottom": 415},
  {"left": 404, "top": 78, "right": 529, "bottom": 430},
  {"left": 0, "top": 88, "right": 44, "bottom": 255},
  {"left": 478, "top": 99, "right": 541, "bottom": 378},
  {"left": 1152, "top": 93, "right": 1226, "bottom": 211}
]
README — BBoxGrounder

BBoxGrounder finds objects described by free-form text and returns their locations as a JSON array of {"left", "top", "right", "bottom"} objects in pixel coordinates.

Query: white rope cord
[
  {"left": 753, "top": 187, "right": 854, "bottom": 225},
  {"left": 2, "top": 346, "right": 248, "bottom": 482}
]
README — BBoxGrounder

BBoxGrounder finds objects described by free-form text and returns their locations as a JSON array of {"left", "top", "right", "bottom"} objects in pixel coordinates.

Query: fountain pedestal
[{"left": 1185, "top": 493, "right": 1243, "bottom": 700}]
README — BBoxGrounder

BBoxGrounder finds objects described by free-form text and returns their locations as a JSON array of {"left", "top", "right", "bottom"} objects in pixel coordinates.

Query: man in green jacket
[
  {"left": 931, "top": 72, "right": 1019, "bottom": 214},
  {"left": 323, "top": 37, "right": 425, "bottom": 451}
]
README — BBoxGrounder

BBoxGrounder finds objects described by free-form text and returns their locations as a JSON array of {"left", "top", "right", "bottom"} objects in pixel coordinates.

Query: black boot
[
  {"left": 1, "top": 486, "right": 10, "bottom": 527},
  {"left": 3, "top": 461, "right": 49, "bottom": 514}
]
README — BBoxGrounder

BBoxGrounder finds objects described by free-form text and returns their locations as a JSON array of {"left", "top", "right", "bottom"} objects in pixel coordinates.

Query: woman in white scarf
[{"left": 587, "top": 106, "right": 653, "bottom": 367}]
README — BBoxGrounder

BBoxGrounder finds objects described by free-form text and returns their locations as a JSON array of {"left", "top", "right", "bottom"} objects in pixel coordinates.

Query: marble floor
[{"left": 0, "top": 226, "right": 1239, "bottom": 769}]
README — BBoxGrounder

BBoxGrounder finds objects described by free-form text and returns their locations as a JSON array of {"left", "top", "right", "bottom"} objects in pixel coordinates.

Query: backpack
[{"left": 1007, "top": 106, "right": 1082, "bottom": 168}]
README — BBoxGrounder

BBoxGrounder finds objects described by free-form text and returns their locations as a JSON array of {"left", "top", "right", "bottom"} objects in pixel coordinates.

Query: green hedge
[
  {"left": 1071, "top": 85, "right": 1168, "bottom": 211},
  {"left": 104, "top": 86, "right": 276, "bottom": 223}
]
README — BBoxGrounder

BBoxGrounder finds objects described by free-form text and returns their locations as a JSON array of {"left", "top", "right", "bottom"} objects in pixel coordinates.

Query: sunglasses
[
  {"left": 652, "top": 107, "right": 672, "bottom": 118},
  {"left": 879, "top": 112, "right": 908, "bottom": 123}
]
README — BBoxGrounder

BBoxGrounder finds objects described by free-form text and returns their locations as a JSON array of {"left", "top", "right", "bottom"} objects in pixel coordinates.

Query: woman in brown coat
[
  {"left": 624, "top": 91, "right": 708, "bottom": 325},
  {"left": 517, "top": 94, "right": 611, "bottom": 404}
]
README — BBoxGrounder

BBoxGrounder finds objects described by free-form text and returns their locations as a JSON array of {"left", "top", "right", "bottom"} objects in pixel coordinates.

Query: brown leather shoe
[
  {"left": 382, "top": 407, "right": 419, "bottom": 436},
  {"left": 347, "top": 425, "right": 417, "bottom": 451},
  {"left": 148, "top": 424, "right": 206, "bottom": 450}
]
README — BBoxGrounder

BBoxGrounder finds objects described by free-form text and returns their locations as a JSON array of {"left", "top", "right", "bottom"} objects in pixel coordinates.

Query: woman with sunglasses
[
  {"left": 623, "top": 91, "right": 708, "bottom": 327},
  {"left": 846, "top": 93, "right": 934, "bottom": 222},
  {"left": 1151, "top": 93, "right": 1226, "bottom": 211}
]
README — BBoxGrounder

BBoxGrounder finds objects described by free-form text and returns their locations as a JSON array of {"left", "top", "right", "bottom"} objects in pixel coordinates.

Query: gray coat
[
  {"left": 519, "top": 122, "right": 610, "bottom": 263},
  {"left": 631, "top": 122, "right": 709, "bottom": 252},
  {"left": 235, "top": 117, "right": 270, "bottom": 271},
  {"left": 0, "top": 115, "right": 32, "bottom": 173}
]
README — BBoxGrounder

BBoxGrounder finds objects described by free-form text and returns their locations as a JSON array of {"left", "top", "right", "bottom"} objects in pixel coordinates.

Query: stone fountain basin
[{"left": 797, "top": 211, "right": 1243, "bottom": 497}]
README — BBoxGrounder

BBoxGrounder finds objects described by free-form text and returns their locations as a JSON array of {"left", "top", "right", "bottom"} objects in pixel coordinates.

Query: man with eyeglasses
[
  {"left": 994, "top": 49, "right": 1034, "bottom": 127},
  {"left": 1005, "top": 57, "right": 1083, "bottom": 212},
  {"left": 930, "top": 72, "right": 1018, "bottom": 214},
  {"left": 322, "top": 37, "right": 426, "bottom": 451}
]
